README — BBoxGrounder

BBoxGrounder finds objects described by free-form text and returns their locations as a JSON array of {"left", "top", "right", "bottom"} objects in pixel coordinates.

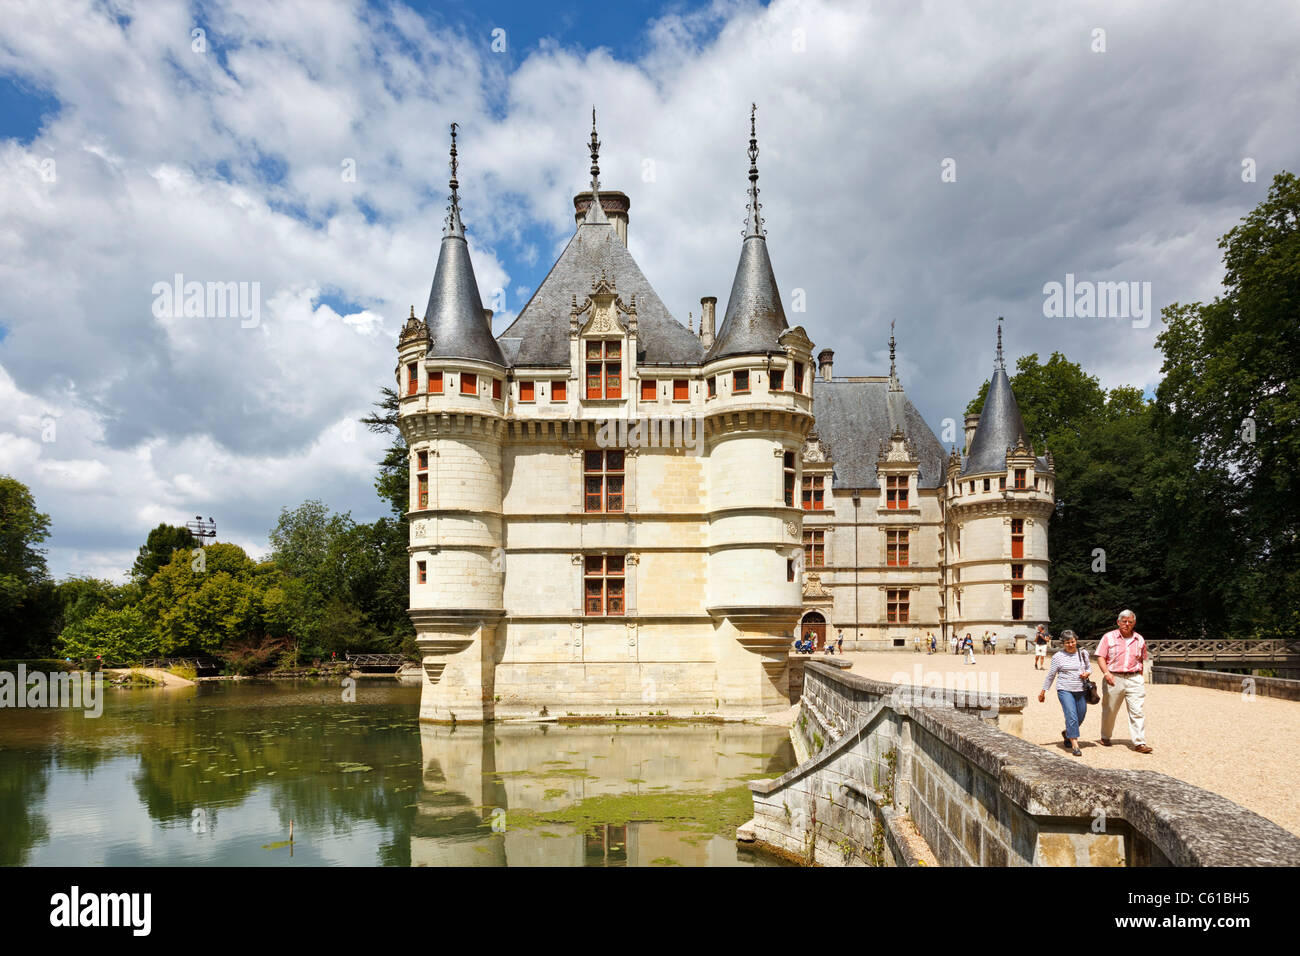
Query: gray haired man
[{"left": 1093, "top": 609, "right": 1152, "bottom": 753}]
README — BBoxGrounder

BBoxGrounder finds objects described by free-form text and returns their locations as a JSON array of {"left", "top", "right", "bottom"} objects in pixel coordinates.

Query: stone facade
[{"left": 395, "top": 121, "right": 1052, "bottom": 722}]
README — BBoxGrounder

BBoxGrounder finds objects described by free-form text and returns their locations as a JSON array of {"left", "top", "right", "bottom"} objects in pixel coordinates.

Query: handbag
[{"left": 1079, "top": 651, "right": 1100, "bottom": 704}]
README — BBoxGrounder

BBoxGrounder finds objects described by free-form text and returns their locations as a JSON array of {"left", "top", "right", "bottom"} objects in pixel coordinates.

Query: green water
[{"left": 0, "top": 679, "right": 795, "bottom": 866}]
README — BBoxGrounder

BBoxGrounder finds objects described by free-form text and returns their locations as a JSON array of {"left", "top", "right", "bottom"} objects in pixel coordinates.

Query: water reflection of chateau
[{"left": 412, "top": 723, "right": 792, "bottom": 867}]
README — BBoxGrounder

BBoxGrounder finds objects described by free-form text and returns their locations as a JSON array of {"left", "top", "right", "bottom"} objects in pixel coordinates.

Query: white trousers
[
  {"left": 1100, "top": 673, "right": 1146, "bottom": 745},
  {"left": 964, "top": 648, "right": 974, "bottom": 664}
]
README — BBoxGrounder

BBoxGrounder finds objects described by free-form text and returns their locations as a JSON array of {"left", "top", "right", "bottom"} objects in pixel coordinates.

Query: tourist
[
  {"left": 962, "top": 633, "right": 975, "bottom": 665},
  {"left": 836, "top": 631, "right": 844, "bottom": 653},
  {"left": 982, "top": 633, "right": 992, "bottom": 654},
  {"left": 951, "top": 634, "right": 959, "bottom": 655},
  {"left": 1037, "top": 629, "right": 1091, "bottom": 756},
  {"left": 1033, "top": 625, "right": 1050, "bottom": 670},
  {"left": 990, "top": 633, "right": 998, "bottom": 655},
  {"left": 929, "top": 635, "right": 936, "bottom": 655},
  {"left": 1093, "top": 609, "right": 1153, "bottom": 753}
]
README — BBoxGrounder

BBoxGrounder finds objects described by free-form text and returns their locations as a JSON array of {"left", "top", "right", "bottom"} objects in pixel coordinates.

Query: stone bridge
[{"left": 743, "top": 661, "right": 1300, "bottom": 866}]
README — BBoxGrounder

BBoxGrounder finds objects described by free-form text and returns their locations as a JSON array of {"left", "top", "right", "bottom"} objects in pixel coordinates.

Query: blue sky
[{"left": 1, "top": 0, "right": 1297, "bottom": 580}]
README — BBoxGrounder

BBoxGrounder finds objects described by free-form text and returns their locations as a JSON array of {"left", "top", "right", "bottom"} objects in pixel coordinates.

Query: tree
[
  {"left": 1156, "top": 170, "right": 1300, "bottom": 639},
  {"left": 965, "top": 352, "right": 1108, "bottom": 448},
  {"left": 361, "top": 386, "right": 408, "bottom": 517},
  {"left": 131, "top": 524, "right": 197, "bottom": 584},
  {"left": 138, "top": 543, "right": 279, "bottom": 656},
  {"left": 0, "top": 475, "right": 51, "bottom": 614},
  {"left": 57, "top": 605, "right": 157, "bottom": 662}
]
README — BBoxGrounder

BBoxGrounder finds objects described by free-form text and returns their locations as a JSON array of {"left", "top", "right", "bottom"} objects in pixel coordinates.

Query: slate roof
[
  {"left": 497, "top": 218, "right": 704, "bottom": 368},
  {"left": 812, "top": 380, "right": 948, "bottom": 490},
  {"left": 963, "top": 366, "right": 1032, "bottom": 476},
  {"left": 705, "top": 233, "right": 789, "bottom": 361},
  {"left": 423, "top": 233, "right": 506, "bottom": 366}
]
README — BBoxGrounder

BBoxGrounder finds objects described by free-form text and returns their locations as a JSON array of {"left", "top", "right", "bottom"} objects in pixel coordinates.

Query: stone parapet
[{"left": 747, "top": 661, "right": 1300, "bottom": 866}]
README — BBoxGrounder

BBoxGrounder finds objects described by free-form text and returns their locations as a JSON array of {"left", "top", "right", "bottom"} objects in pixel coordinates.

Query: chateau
[{"left": 394, "top": 114, "right": 1053, "bottom": 722}]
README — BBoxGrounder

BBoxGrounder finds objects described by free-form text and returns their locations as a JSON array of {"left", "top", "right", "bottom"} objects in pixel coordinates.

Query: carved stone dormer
[
  {"left": 802, "top": 432, "right": 832, "bottom": 464},
  {"left": 575, "top": 270, "right": 637, "bottom": 337},
  {"left": 802, "top": 572, "right": 831, "bottom": 600},
  {"left": 878, "top": 425, "right": 917, "bottom": 464},
  {"left": 399, "top": 305, "right": 429, "bottom": 347}
]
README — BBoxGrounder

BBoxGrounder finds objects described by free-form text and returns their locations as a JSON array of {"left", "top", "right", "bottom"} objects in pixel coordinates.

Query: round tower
[
  {"left": 944, "top": 321, "right": 1054, "bottom": 651},
  {"left": 701, "top": 106, "right": 813, "bottom": 714},
  {"left": 400, "top": 125, "right": 507, "bottom": 722}
]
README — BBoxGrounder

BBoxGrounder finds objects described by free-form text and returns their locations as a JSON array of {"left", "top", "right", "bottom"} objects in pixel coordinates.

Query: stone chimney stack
[
  {"left": 818, "top": 347, "right": 834, "bottom": 382},
  {"left": 573, "top": 190, "right": 630, "bottom": 245},
  {"left": 699, "top": 296, "right": 717, "bottom": 348},
  {"left": 964, "top": 413, "right": 980, "bottom": 455},
  {"left": 483, "top": 308, "right": 493, "bottom": 332}
]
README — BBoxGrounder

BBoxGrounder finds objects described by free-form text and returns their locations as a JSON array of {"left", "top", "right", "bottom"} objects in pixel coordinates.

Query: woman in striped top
[{"left": 1037, "top": 629, "right": 1091, "bottom": 756}]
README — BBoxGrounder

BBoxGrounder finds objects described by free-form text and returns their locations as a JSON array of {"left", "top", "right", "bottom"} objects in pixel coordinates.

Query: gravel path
[{"left": 830, "top": 650, "right": 1300, "bottom": 836}]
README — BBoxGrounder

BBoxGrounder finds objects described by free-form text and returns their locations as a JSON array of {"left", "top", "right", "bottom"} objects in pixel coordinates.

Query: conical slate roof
[
  {"left": 705, "top": 107, "right": 788, "bottom": 362},
  {"left": 963, "top": 366, "right": 1031, "bottom": 476},
  {"left": 423, "top": 125, "right": 505, "bottom": 366}
]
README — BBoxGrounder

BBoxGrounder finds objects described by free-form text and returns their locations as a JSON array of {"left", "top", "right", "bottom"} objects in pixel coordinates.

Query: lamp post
[{"left": 186, "top": 515, "right": 217, "bottom": 543}]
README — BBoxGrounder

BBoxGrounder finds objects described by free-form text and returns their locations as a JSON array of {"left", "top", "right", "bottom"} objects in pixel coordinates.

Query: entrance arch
[{"left": 799, "top": 611, "right": 827, "bottom": 650}]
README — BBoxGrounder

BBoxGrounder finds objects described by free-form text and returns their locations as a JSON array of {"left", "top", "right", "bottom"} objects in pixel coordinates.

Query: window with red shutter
[
  {"left": 520, "top": 381, "right": 535, "bottom": 402},
  {"left": 783, "top": 452, "right": 796, "bottom": 507},
  {"left": 406, "top": 363, "right": 418, "bottom": 395},
  {"left": 584, "top": 555, "right": 625, "bottom": 616},
  {"left": 585, "top": 341, "right": 622, "bottom": 398},
  {"left": 461, "top": 373, "right": 477, "bottom": 395},
  {"left": 887, "top": 529, "right": 908, "bottom": 566},
  {"left": 492, "top": 379, "right": 502, "bottom": 399},
  {"left": 428, "top": 371, "right": 443, "bottom": 394},
  {"left": 551, "top": 380, "right": 567, "bottom": 401},
  {"left": 583, "top": 450, "right": 625, "bottom": 513},
  {"left": 801, "top": 475, "right": 824, "bottom": 511},
  {"left": 1011, "top": 518, "right": 1024, "bottom": 559},
  {"left": 640, "top": 379, "right": 656, "bottom": 401},
  {"left": 416, "top": 474, "right": 428, "bottom": 510},
  {"left": 886, "top": 475, "right": 908, "bottom": 509},
  {"left": 1014, "top": 468, "right": 1026, "bottom": 489},
  {"left": 417, "top": 561, "right": 427, "bottom": 584},
  {"left": 803, "top": 528, "right": 825, "bottom": 567},
  {"left": 673, "top": 379, "right": 688, "bottom": 401}
]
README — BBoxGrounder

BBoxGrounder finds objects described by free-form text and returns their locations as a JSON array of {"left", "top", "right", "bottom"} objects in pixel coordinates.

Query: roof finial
[
  {"left": 589, "top": 107, "right": 601, "bottom": 195},
  {"left": 995, "top": 316, "right": 1005, "bottom": 371},
  {"left": 743, "top": 103, "right": 765, "bottom": 238},
  {"left": 889, "top": 320, "right": 897, "bottom": 378},
  {"left": 444, "top": 122, "right": 465, "bottom": 238}
]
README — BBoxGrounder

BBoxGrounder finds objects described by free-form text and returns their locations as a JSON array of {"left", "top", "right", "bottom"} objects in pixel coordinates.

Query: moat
[{"left": 0, "top": 681, "right": 796, "bottom": 866}]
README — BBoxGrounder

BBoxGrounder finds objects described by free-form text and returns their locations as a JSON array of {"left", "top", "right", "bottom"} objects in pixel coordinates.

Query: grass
[{"left": 167, "top": 663, "right": 198, "bottom": 681}]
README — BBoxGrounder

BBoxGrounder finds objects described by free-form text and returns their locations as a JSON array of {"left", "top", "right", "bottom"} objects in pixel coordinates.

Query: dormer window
[
  {"left": 886, "top": 475, "right": 908, "bottom": 509},
  {"left": 461, "top": 373, "right": 478, "bottom": 396},
  {"left": 1014, "top": 468, "right": 1026, "bottom": 489},
  {"left": 733, "top": 370, "right": 750, "bottom": 393},
  {"left": 586, "top": 341, "right": 621, "bottom": 399},
  {"left": 793, "top": 362, "right": 805, "bottom": 393},
  {"left": 770, "top": 369, "right": 784, "bottom": 392}
]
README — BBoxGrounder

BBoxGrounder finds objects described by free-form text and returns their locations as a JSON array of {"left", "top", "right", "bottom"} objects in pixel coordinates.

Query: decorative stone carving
[
  {"left": 785, "top": 521, "right": 798, "bottom": 538},
  {"left": 803, "top": 572, "right": 831, "bottom": 598},
  {"left": 802, "top": 433, "right": 829, "bottom": 463}
]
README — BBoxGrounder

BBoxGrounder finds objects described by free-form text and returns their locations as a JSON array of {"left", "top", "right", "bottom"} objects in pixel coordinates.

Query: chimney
[
  {"left": 818, "top": 347, "right": 834, "bottom": 382},
  {"left": 964, "top": 413, "right": 980, "bottom": 455},
  {"left": 573, "top": 190, "right": 630, "bottom": 245},
  {"left": 699, "top": 296, "right": 717, "bottom": 348},
  {"left": 483, "top": 308, "right": 494, "bottom": 332}
]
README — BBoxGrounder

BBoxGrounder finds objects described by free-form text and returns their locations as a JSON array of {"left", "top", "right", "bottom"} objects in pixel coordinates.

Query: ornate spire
[
  {"left": 582, "top": 107, "right": 609, "bottom": 225},
  {"left": 444, "top": 122, "right": 465, "bottom": 239},
  {"left": 889, "top": 320, "right": 897, "bottom": 378},
  {"left": 706, "top": 104, "right": 787, "bottom": 362},
  {"left": 995, "top": 316, "right": 1005, "bottom": 370},
  {"left": 743, "top": 103, "right": 765, "bottom": 239}
]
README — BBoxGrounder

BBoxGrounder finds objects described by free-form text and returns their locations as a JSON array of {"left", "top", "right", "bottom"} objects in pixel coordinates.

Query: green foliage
[
  {"left": 57, "top": 605, "right": 157, "bottom": 662},
  {"left": 131, "top": 524, "right": 197, "bottom": 584},
  {"left": 360, "top": 386, "right": 408, "bottom": 518},
  {"left": 1155, "top": 170, "right": 1300, "bottom": 639}
]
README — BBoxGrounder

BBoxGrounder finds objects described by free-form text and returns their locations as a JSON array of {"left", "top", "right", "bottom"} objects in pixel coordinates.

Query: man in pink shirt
[{"left": 1093, "top": 609, "right": 1152, "bottom": 753}]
